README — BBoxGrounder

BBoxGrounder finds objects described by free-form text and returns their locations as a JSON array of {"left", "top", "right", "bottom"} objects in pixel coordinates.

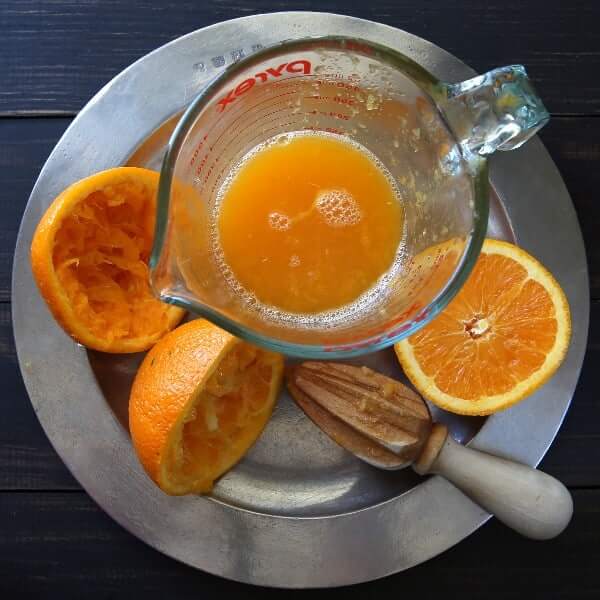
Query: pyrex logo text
[{"left": 217, "top": 60, "right": 312, "bottom": 112}]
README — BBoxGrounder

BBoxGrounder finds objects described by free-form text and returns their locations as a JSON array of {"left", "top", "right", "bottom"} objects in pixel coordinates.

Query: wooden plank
[
  {"left": 539, "top": 332, "right": 600, "bottom": 487},
  {"left": 1, "top": 0, "right": 599, "bottom": 115},
  {"left": 0, "top": 303, "right": 78, "bottom": 490},
  {"left": 1, "top": 115, "right": 598, "bottom": 300},
  {"left": 1, "top": 295, "right": 598, "bottom": 490},
  {"left": 0, "top": 115, "right": 598, "bottom": 490},
  {"left": 0, "top": 489, "right": 597, "bottom": 596},
  {"left": 0, "top": 117, "right": 71, "bottom": 301},
  {"left": 538, "top": 117, "right": 600, "bottom": 298}
]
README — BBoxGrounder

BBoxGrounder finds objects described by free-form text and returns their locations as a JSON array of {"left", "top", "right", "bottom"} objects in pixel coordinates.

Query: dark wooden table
[{"left": 1, "top": 1, "right": 598, "bottom": 597}]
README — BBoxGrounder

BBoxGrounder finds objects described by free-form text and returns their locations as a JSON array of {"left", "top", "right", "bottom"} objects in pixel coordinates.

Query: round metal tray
[{"left": 12, "top": 12, "right": 588, "bottom": 588}]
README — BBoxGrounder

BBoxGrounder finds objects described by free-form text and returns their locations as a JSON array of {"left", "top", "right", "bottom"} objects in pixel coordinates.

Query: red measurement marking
[
  {"left": 211, "top": 92, "right": 298, "bottom": 148},
  {"left": 344, "top": 40, "right": 374, "bottom": 55},
  {"left": 242, "top": 120, "right": 301, "bottom": 147},
  {"left": 190, "top": 73, "right": 360, "bottom": 168},
  {"left": 335, "top": 81, "right": 360, "bottom": 91},
  {"left": 188, "top": 134, "right": 208, "bottom": 167},
  {"left": 310, "top": 109, "right": 351, "bottom": 121},
  {"left": 303, "top": 125, "right": 346, "bottom": 135},
  {"left": 325, "top": 335, "right": 384, "bottom": 353},
  {"left": 217, "top": 60, "right": 312, "bottom": 111},
  {"left": 333, "top": 96, "right": 355, "bottom": 106},
  {"left": 192, "top": 93, "right": 302, "bottom": 177}
]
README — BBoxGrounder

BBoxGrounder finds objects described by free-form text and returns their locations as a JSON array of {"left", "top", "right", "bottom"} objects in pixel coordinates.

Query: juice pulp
[{"left": 217, "top": 132, "right": 403, "bottom": 314}]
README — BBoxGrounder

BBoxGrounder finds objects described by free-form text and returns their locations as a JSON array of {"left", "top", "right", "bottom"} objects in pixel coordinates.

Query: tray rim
[{"left": 12, "top": 11, "right": 589, "bottom": 588}]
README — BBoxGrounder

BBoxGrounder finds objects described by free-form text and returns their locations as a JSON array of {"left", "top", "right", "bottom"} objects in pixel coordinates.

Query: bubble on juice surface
[
  {"left": 315, "top": 189, "right": 362, "bottom": 228},
  {"left": 289, "top": 254, "right": 301, "bottom": 267},
  {"left": 268, "top": 211, "right": 292, "bottom": 231},
  {"left": 366, "top": 93, "right": 379, "bottom": 111},
  {"left": 211, "top": 128, "right": 407, "bottom": 330}
]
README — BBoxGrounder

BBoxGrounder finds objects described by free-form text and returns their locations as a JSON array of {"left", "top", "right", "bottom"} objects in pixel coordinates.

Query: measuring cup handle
[{"left": 439, "top": 65, "right": 550, "bottom": 157}]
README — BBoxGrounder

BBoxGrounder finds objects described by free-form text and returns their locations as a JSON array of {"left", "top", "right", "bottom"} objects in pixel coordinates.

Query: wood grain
[
  {"left": 0, "top": 115, "right": 597, "bottom": 490},
  {"left": 0, "top": 489, "right": 597, "bottom": 597},
  {"left": 538, "top": 118, "right": 600, "bottom": 297},
  {"left": 1, "top": 296, "right": 598, "bottom": 490},
  {"left": 1, "top": 0, "right": 599, "bottom": 115},
  {"left": 0, "top": 303, "right": 78, "bottom": 490},
  {"left": 1, "top": 116, "right": 597, "bottom": 298},
  {"left": 0, "top": 118, "right": 70, "bottom": 301},
  {"left": 1, "top": 2, "right": 598, "bottom": 593}
]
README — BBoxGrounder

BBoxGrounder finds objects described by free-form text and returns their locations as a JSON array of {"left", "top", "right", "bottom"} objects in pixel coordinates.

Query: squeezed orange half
[{"left": 217, "top": 133, "right": 403, "bottom": 314}]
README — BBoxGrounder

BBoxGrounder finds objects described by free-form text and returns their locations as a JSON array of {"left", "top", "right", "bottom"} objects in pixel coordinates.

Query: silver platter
[{"left": 12, "top": 12, "right": 588, "bottom": 588}]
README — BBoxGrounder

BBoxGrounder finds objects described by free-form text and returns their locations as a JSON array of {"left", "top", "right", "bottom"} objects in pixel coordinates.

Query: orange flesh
[
  {"left": 217, "top": 133, "right": 403, "bottom": 314},
  {"left": 52, "top": 181, "right": 172, "bottom": 343},
  {"left": 411, "top": 253, "right": 558, "bottom": 399},
  {"left": 175, "top": 344, "right": 275, "bottom": 488}
]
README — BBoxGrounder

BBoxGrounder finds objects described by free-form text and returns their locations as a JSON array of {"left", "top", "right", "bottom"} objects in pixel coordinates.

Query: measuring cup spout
[{"left": 439, "top": 65, "right": 549, "bottom": 157}]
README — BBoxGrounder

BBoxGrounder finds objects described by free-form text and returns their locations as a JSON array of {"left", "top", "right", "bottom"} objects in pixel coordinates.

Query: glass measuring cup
[{"left": 150, "top": 36, "right": 548, "bottom": 357}]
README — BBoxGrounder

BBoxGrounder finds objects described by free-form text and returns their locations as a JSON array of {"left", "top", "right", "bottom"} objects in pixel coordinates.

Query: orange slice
[
  {"left": 395, "top": 239, "right": 571, "bottom": 415},
  {"left": 30, "top": 167, "right": 185, "bottom": 353},
  {"left": 129, "top": 319, "right": 284, "bottom": 495}
]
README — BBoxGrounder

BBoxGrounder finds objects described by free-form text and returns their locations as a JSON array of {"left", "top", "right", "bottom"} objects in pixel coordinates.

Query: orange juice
[{"left": 216, "top": 132, "right": 403, "bottom": 314}]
